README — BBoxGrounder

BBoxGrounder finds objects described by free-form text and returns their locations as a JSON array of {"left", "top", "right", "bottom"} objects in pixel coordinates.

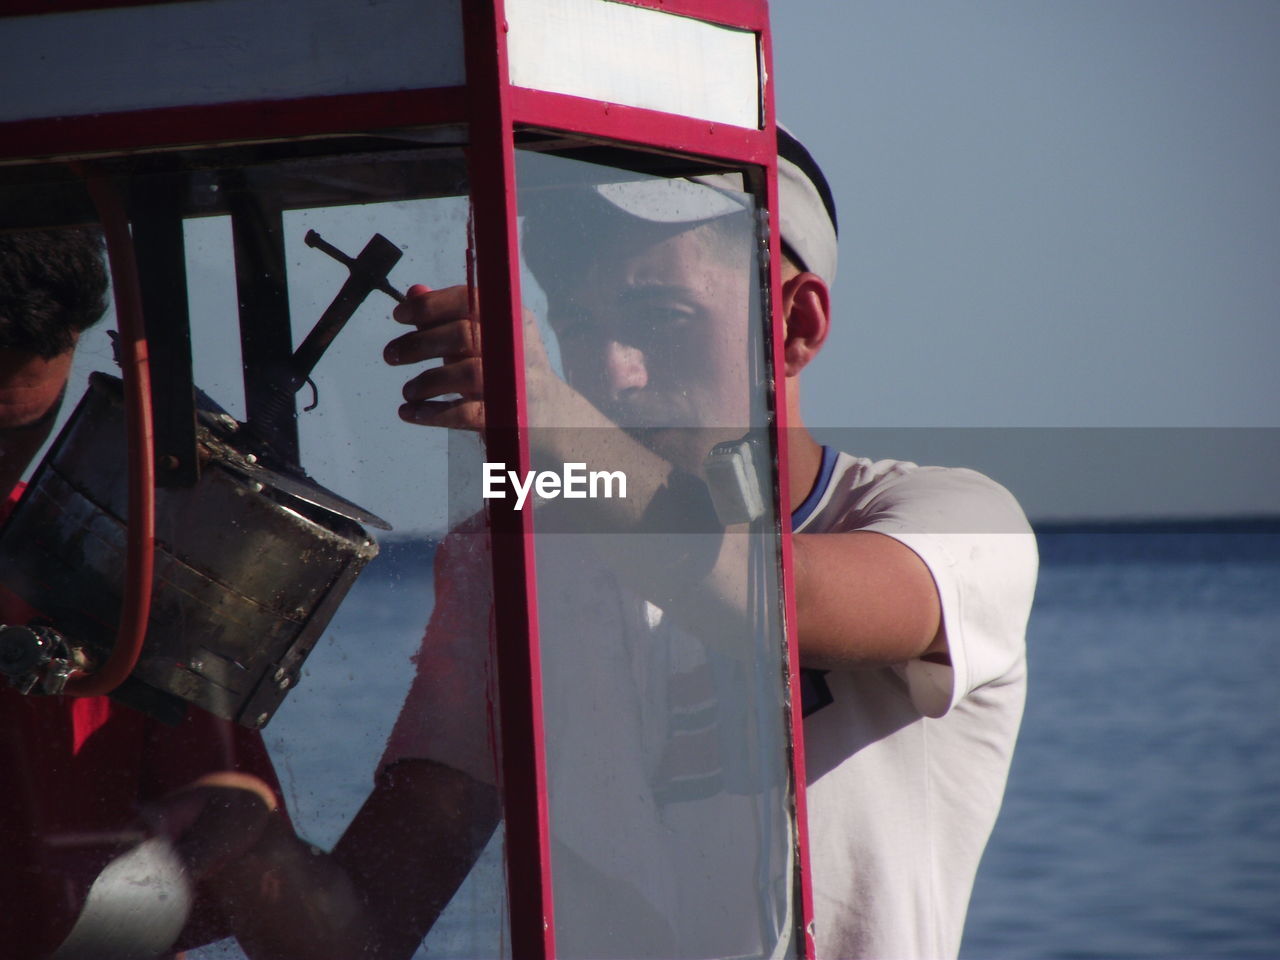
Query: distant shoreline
[
  {"left": 1032, "top": 515, "right": 1280, "bottom": 535},
  {"left": 1032, "top": 517, "right": 1280, "bottom": 565}
]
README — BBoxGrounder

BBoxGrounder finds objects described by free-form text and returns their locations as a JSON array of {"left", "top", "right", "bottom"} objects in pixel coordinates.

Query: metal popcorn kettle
[{"left": 0, "top": 371, "right": 382, "bottom": 728}]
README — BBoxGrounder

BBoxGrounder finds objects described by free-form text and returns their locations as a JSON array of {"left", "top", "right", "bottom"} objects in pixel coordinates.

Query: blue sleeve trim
[
  {"left": 791, "top": 445, "right": 838, "bottom": 530},
  {"left": 800, "top": 668, "right": 834, "bottom": 716}
]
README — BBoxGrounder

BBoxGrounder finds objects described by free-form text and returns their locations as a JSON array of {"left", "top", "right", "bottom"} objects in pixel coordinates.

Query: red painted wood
[
  {"left": 510, "top": 87, "right": 771, "bottom": 167},
  {"left": 463, "top": 1, "right": 557, "bottom": 958},
  {"left": 0, "top": 88, "right": 468, "bottom": 164},
  {"left": 755, "top": 12, "right": 816, "bottom": 956}
]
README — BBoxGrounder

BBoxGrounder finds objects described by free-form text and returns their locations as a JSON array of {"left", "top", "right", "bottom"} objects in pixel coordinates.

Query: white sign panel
[{"left": 506, "top": 0, "right": 761, "bottom": 129}]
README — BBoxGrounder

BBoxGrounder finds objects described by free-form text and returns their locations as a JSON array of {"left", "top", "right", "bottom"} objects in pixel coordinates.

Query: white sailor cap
[{"left": 589, "top": 126, "right": 839, "bottom": 288}]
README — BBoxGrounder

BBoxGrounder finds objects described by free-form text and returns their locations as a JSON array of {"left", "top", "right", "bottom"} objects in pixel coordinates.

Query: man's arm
[
  {"left": 791, "top": 531, "right": 944, "bottom": 669},
  {"left": 149, "top": 774, "right": 372, "bottom": 960},
  {"left": 386, "top": 283, "right": 946, "bottom": 671},
  {"left": 331, "top": 758, "right": 501, "bottom": 960},
  {"left": 317, "top": 512, "right": 504, "bottom": 960}
]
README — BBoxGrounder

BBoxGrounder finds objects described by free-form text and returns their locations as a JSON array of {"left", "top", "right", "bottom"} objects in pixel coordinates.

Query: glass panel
[
  {"left": 0, "top": 146, "right": 508, "bottom": 959},
  {"left": 515, "top": 149, "right": 797, "bottom": 959},
  {"left": 0, "top": 0, "right": 464, "bottom": 124}
]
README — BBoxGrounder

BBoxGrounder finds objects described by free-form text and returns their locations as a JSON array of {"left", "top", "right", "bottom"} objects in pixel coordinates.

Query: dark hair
[{"left": 0, "top": 227, "right": 109, "bottom": 358}]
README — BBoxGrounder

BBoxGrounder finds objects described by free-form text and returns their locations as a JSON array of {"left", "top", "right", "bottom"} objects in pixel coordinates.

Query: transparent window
[
  {"left": 1, "top": 141, "right": 800, "bottom": 960},
  {"left": 515, "top": 149, "right": 799, "bottom": 959},
  {"left": 0, "top": 146, "right": 509, "bottom": 959}
]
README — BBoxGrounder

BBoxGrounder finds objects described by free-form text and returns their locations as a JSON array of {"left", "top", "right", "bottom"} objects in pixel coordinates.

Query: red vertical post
[
  {"left": 461, "top": 2, "right": 557, "bottom": 957},
  {"left": 758, "top": 10, "right": 818, "bottom": 958}
]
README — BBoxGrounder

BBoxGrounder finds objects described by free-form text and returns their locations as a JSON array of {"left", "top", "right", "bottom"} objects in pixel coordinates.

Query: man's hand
[
  {"left": 143, "top": 771, "right": 277, "bottom": 882},
  {"left": 386, "top": 284, "right": 486, "bottom": 431},
  {"left": 385, "top": 283, "right": 568, "bottom": 432},
  {"left": 146, "top": 772, "right": 370, "bottom": 960}
]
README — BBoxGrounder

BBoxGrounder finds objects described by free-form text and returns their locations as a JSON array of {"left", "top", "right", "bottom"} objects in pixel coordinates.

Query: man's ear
[{"left": 781, "top": 271, "right": 831, "bottom": 378}]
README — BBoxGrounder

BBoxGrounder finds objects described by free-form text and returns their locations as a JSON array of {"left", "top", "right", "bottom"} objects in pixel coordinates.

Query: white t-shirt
[
  {"left": 794, "top": 448, "right": 1037, "bottom": 959},
  {"left": 381, "top": 448, "right": 1036, "bottom": 960}
]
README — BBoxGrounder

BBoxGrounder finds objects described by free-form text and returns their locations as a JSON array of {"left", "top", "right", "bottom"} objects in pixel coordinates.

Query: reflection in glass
[
  {"left": 517, "top": 150, "right": 797, "bottom": 959},
  {"left": 1, "top": 149, "right": 511, "bottom": 960}
]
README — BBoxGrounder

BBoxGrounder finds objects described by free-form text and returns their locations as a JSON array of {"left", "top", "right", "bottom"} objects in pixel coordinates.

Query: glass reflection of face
[
  {"left": 0, "top": 347, "right": 75, "bottom": 495},
  {"left": 545, "top": 217, "right": 753, "bottom": 464}
]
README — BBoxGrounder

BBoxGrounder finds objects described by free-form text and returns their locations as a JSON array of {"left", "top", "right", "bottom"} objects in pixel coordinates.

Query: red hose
[{"left": 65, "top": 171, "right": 156, "bottom": 697}]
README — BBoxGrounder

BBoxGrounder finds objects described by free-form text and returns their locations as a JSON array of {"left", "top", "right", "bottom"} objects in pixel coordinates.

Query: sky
[
  {"left": 769, "top": 1, "right": 1280, "bottom": 518},
  {"left": 49, "top": 0, "right": 1280, "bottom": 524}
]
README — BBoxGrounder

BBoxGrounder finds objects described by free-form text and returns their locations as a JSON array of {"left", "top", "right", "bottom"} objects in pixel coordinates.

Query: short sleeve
[{"left": 843, "top": 466, "right": 1038, "bottom": 717}]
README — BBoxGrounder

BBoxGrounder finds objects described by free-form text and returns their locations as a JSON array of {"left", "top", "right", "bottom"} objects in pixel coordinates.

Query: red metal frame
[
  {"left": 0, "top": 88, "right": 469, "bottom": 165},
  {"left": 462, "top": 3, "right": 557, "bottom": 957},
  {"left": 509, "top": 88, "right": 772, "bottom": 166},
  {"left": 755, "top": 15, "right": 817, "bottom": 957}
]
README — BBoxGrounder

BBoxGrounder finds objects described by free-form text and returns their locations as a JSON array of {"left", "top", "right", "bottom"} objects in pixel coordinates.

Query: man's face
[
  {"left": 0, "top": 347, "right": 75, "bottom": 494},
  {"left": 544, "top": 221, "right": 757, "bottom": 468}
]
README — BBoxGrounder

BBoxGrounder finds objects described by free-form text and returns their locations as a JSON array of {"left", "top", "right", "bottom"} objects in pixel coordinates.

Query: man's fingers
[
  {"left": 385, "top": 319, "right": 480, "bottom": 366},
  {"left": 401, "top": 358, "right": 484, "bottom": 404},
  {"left": 398, "top": 399, "right": 485, "bottom": 432},
  {"left": 392, "top": 284, "right": 471, "bottom": 327},
  {"left": 144, "top": 784, "right": 275, "bottom": 881},
  {"left": 388, "top": 281, "right": 487, "bottom": 432}
]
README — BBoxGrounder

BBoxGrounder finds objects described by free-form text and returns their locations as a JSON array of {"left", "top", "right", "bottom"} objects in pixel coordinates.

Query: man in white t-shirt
[
  {"left": 358, "top": 129, "right": 1036, "bottom": 959},
  {"left": 790, "top": 448, "right": 1035, "bottom": 958}
]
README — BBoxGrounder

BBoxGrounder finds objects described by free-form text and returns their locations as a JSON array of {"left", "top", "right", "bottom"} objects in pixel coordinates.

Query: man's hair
[{"left": 0, "top": 227, "right": 109, "bottom": 358}]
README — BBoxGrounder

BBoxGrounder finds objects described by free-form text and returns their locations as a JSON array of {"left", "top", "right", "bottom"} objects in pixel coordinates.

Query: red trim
[
  {"left": 0, "top": 88, "right": 468, "bottom": 164},
  {"left": 601, "top": 0, "right": 766, "bottom": 30},
  {"left": 64, "top": 170, "right": 156, "bottom": 698},
  {"left": 757, "top": 17, "right": 816, "bottom": 955},
  {"left": 463, "top": 2, "right": 556, "bottom": 958},
  {"left": 510, "top": 88, "right": 771, "bottom": 168}
]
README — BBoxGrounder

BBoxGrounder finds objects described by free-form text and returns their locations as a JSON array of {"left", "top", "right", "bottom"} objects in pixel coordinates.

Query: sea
[
  {"left": 963, "top": 522, "right": 1280, "bottom": 960},
  {"left": 188, "top": 522, "right": 1280, "bottom": 960}
]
